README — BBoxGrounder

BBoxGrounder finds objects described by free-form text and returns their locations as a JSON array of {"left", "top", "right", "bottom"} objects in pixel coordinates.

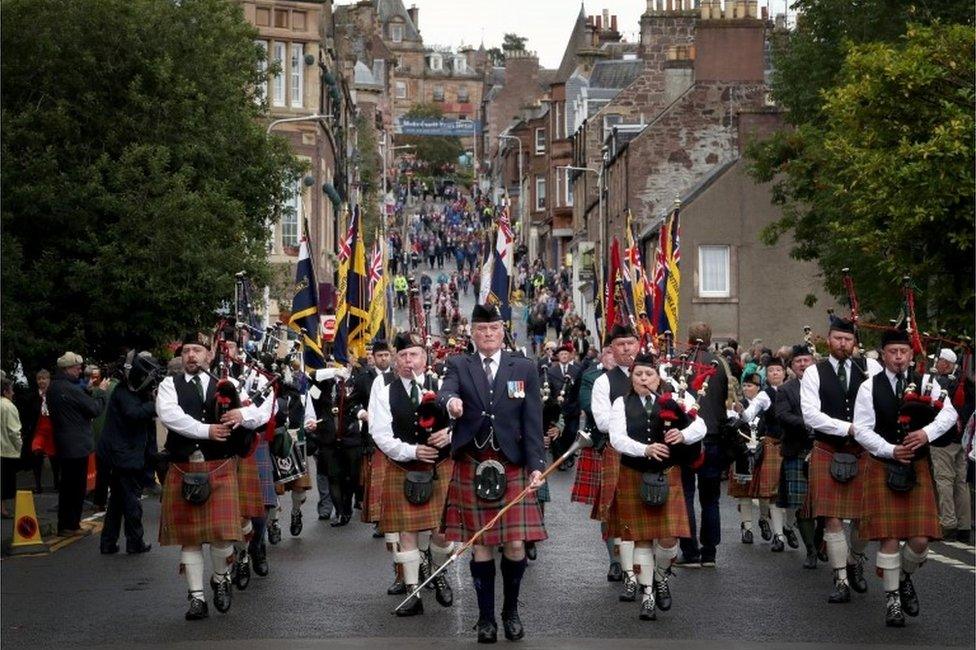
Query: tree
[
  {"left": 356, "top": 113, "right": 383, "bottom": 248},
  {"left": 1, "top": 0, "right": 301, "bottom": 370},
  {"left": 486, "top": 47, "right": 505, "bottom": 67},
  {"left": 501, "top": 33, "right": 528, "bottom": 52},
  {"left": 399, "top": 103, "right": 464, "bottom": 172},
  {"left": 748, "top": 2, "right": 974, "bottom": 334}
]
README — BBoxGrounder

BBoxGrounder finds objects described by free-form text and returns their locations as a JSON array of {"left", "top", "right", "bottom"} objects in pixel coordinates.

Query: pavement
[{"left": 2, "top": 258, "right": 974, "bottom": 647}]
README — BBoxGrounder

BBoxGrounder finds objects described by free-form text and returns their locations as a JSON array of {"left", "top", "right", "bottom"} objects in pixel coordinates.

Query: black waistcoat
[
  {"left": 814, "top": 358, "right": 866, "bottom": 448},
  {"left": 390, "top": 379, "right": 423, "bottom": 444},
  {"left": 619, "top": 394, "right": 668, "bottom": 473},
  {"left": 870, "top": 370, "right": 928, "bottom": 459},
  {"left": 607, "top": 367, "right": 630, "bottom": 403},
  {"left": 761, "top": 386, "right": 781, "bottom": 437},
  {"left": 165, "top": 374, "right": 233, "bottom": 462}
]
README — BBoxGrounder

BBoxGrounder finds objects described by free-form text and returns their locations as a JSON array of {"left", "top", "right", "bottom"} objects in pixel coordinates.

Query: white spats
[
  {"left": 211, "top": 542, "right": 234, "bottom": 576},
  {"left": 901, "top": 544, "right": 928, "bottom": 576},
  {"left": 634, "top": 547, "right": 655, "bottom": 587},
  {"left": 876, "top": 551, "right": 901, "bottom": 592},
  {"left": 180, "top": 546, "right": 205, "bottom": 593},
  {"left": 619, "top": 540, "right": 636, "bottom": 572},
  {"left": 770, "top": 506, "right": 785, "bottom": 538},
  {"left": 824, "top": 530, "right": 849, "bottom": 574},
  {"left": 430, "top": 541, "right": 454, "bottom": 569},
  {"left": 653, "top": 541, "right": 678, "bottom": 580},
  {"left": 396, "top": 548, "right": 422, "bottom": 586}
]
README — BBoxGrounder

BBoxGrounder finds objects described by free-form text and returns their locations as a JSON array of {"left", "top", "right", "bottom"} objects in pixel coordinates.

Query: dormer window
[
  {"left": 455, "top": 56, "right": 467, "bottom": 73},
  {"left": 389, "top": 23, "right": 403, "bottom": 43},
  {"left": 430, "top": 54, "right": 442, "bottom": 71}
]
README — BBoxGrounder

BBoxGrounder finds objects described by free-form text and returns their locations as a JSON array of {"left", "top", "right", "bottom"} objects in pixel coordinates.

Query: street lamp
[{"left": 497, "top": 133, "right": 523, "bottom": 241}]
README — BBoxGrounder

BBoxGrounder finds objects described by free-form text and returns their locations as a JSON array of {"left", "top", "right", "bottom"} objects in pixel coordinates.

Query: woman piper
[{"left": 607, "top": 353, "right": 706, "bottom": 620}]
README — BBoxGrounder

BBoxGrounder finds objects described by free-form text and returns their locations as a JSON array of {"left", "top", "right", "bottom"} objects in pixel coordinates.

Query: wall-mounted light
[
  {"left": 304, "top": 53, "right": 316, "bottom": 66},
  {"left": 303, "top": 175, "right": 316, "bottom": 187}
]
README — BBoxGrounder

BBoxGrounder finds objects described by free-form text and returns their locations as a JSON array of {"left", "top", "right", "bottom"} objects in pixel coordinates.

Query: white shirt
[
  {"left": 156, "top": 371, "right": 273, "bottom": 440},
  {"left": 740, "top": 388, "right": 774, "bottom": 422},
  {"left": 801, "top": 356, "right": 882, "bottom": 437},
  {"left": 478, "top": 350, "right": 503, "bottom": 378},
  {"left": 609, "top": 394, "right": 707, "bottom": 457},
  {"left": 368, "top": 372, "right": 449, "bottom": 462},
  {"left": 853, "top": 369, "right": 958, "bottom": 459},
  {"left": 591, "top": 367, "right": 629, "bottom": 434}
]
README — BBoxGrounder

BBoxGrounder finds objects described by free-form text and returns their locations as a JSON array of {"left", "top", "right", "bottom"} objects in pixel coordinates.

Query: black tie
[
  {"left": 410, "top": 379, "right": 420, "bottom": 406},
  {"left": 895, "top": 372, "right": 905, "bottom": 397},
  {"left": 644, "top": 395, "right": 654, "bottom": 414},
  {"left": 837, "top": 361, "right": 848, "bottom": 393},
  {"left": 191, "top": 375, "right": 204, "bottom": 402},
  {"left": 483, "top": 357, "right": 494, "bottom": 384}
]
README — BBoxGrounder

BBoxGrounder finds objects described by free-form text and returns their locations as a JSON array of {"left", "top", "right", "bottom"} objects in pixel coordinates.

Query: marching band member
[
  {"left": 853, "top": 327, "right": 957, "bottom": 626},
  {"left": 801, "top": 316, "right": 882, "bottom": 603},
  {"left": 368, "top": 332, "right": 454, "bottom": 616},
  {"left": 607, "top": 353, "right": 706, "bottom": 620},
  {"left": 728, "top": 373, "right": 763, "bottom": 544}
]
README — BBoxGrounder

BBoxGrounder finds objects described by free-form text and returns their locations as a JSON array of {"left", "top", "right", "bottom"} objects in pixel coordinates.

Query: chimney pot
[
  {"left": 595, "top": 15, "right": 602, "bottom": 30},
  {"left": 611, "top": 15, "right": 618, "bottom": 31},
  {"left": 761, "top": 5, "right": 768, "bottom": 20},
  {"left": 602, "top": 8, "right": 609, "bottom": 29}
]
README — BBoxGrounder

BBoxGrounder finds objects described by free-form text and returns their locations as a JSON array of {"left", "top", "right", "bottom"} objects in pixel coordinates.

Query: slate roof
[{"left": 589, "top": 59, "right": 643, "bottom": 89}]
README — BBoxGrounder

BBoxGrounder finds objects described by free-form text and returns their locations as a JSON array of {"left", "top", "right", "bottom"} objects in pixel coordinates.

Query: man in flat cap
[{"left": 438, "top": 304, "right": 545, "bottom": 643}]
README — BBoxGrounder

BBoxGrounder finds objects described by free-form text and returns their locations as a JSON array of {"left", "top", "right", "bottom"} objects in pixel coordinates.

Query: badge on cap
[{"left": 507, "top": 380, "right": 525, "bottom": 399}]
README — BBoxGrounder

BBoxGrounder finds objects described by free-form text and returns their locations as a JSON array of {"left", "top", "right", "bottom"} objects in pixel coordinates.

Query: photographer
[{"left": 96, "top": 351, "right": 159, "bottom": 555}]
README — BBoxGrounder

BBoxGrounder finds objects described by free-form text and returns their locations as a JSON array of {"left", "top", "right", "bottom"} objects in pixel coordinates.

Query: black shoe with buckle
[
  {"left": 433, "top": 573, "right": 453, "bottom": 607},
  {"left": 252, "top": 543, "right": 269, "bottom": 577},
  {"left": 525, "top": 540, "right": 537, "bottom": 561},
  {"left": 268, "top": 520, "right": 282, "bottom": 545},
  {"left": 290, "top": 509, "right": 303, "bottom": 536},
  {"left": 771, "top": 535, "right": 785, "bottom": 552},
  {"left": 847, "top": 556, "right": 868, "bottom": 594},
  {"left": 607, "top": 561, "right": 623, "bottom": 582},
  {"left": 395, "top": 590, "right": 423, "bottom": 617},
  {"left": 387, "top": 564, "right": 406, "bottom": 595},
  {"left": 899, "top": 575, "right": 919, "bottom": 617},
  {"left": 639, "top": 587, "right": 657, "bottom": 621},
  {"left": 211, "top": 575, "right": 233, "bottom": 613},
  {"left": 784, "top": 527, "right": 800, "bottom": 549},
  {"left": 803, "top": 551, "right": 818, "bottom": 570},
  {"left": 741, "top": 526, "right": 754, "bottom": 544},
  {"left": 231, "top": 548, "right": 250, "bottom": 590},
  {"left": 828, "top": 572, "right": 851, "bottom": 604},
  {"left": 501, "top": 610, "right": 524, "bottom": 641},
  {"left": 653, "top": 572, "right": 673, "bottom": 612},
  {"left": 475, "top": 618, "right": 498, "bottom": 644},
  {"left": 185, "top": 592, "right": 209, "bottom": 620},
  {"left": 758, "top": 518, "right": 772, "bottom": 542},
  {"left": 885, "top": 590, "right": 906, "bottom": 627},
  {"left": 619, "top": 572, "right": 638, "bottom": 602}
]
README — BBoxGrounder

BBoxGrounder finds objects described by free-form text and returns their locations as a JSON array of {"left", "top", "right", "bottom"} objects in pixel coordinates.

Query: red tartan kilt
[
  {"left": 809, "top": 441, "right": 866, "bottom": 520},
  {"left": 379, "top": 456, "right": 453, "bottom": 533},
  {"left": 594, "top": 447, "right": 621, "bottom": 523},
  {"left": 360, "top": 450, "right": 386, "bottom": 524},
  {"left": 607, "top": 465, "right": 690, "bottom": 541},
  {"left": 860, "top": 457, "right": 941, "bottom": 541},
  {"left": 442, "top": 455, "right": 547, "bottom": 546},
  {"left": 727, "top": 466, "right": 753, "bottom": 498},
  {"left": 159, "top": 458, "right": 242, "bottom": 546},
  {"left": 571, "top": 447, "right": 603, "bottom": 505},
  {"left": 237, "top": 453, "right": 265, "bottom": 518},
  {"left": 749, "top": 438, "right": 782, "bottom": 499}
]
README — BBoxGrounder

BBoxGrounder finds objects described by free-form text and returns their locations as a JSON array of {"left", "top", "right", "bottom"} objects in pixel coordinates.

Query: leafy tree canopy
[
  {"left": 398, "top": 103, "right": 464, "bottom": 173},
  {"left": 1, "top": 0, "right": 302, "bottom": 370},
  {"left": 748, "top": 2, "right": 974, "bottom": 335},
  {"left": 501, "top": 33, "right": 528, "bottom": 52}
]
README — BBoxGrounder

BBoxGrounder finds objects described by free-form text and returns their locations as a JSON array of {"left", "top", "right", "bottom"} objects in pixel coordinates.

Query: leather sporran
[
  {"left": 181, "top": 471, "right": 212, "bottom": 505},
  {"left": 403, "top": 470, "right": 435, "bottom": 505},
  {"left": 640, "top": 472, "right": 669, "bottom": 507},
  {"left": 830, "top": 452, "right": 859, "bottom": 483},
  {"left": 474, "top": 459, "right": 506, "bottom": 502},
  {"left": 885, "top": 462, "right": 916, "bottom": 492}
]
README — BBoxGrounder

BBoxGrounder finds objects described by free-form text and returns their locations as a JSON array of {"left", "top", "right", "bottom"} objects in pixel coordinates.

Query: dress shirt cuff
[
  {"left": 922, "top": 425, "right": 937, "bottom": 443},
  {"left": 877, "top": 441, "right": 896, "bottom": 459}
]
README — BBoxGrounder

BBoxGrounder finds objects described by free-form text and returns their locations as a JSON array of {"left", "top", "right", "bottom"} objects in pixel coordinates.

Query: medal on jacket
[{"left": 507, "top": 380, "right": 525, "bottom": 399}]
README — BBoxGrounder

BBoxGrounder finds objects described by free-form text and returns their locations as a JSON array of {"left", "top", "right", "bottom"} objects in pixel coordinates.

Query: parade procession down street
[{"left": 1, "top": 0, "right": 974, "bottom": 648}]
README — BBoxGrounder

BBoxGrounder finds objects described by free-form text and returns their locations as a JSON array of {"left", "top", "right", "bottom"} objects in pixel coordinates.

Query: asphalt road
[{"left": 4, "top": 261, "right": 974, "bottom": 648}]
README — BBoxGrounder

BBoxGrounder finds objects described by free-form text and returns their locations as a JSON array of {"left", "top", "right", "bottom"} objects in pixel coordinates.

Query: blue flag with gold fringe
[{"left": 288, "top": 237, "right": 326, "bottom": 369}]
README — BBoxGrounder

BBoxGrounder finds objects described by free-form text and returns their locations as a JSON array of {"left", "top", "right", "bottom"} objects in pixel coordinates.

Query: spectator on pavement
[
  {"left": 1, "top": 378, "right": 23, "bottom": 518},
  {"left": 19, "top": 369, "right": 57, "bottom": 493},
  {"left": 48, "top": 351, "right": 108, "bottom": 536}
]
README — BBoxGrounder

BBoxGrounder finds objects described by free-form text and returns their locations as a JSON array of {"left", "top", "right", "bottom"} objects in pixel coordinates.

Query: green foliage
[
  {"left": 399, "top": 103, "right": 464, "bottom": 172},
  {"left": 486, "top": 47, "right": 505, "bottom": 67},
  {"left": 501, "top": 33, "right": 528, "bottom": 52},
  {"left": 1, "top": 0, "right": 301, "bottom": 370},
  {"left": 748, "top": 20, "right": 974, "bottom": 333},
  {"left": 356, "top": 114, "right": 382, "bottom": 248}
]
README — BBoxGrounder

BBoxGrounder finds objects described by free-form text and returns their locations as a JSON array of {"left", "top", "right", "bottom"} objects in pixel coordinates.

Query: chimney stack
[
  {"left": 611, "top": 14, "right": 618, "bottom": 31},
  {"left": 407, "top": 4, "right": 418, "bottom": 30}
]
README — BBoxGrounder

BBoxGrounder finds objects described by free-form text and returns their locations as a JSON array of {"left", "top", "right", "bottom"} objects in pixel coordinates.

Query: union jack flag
[
  {"left": 368, "top": 240, "right": 383, "bottom": 294},
  {"left": 338, "top": 221, "right": 354, "bottom": 264}
]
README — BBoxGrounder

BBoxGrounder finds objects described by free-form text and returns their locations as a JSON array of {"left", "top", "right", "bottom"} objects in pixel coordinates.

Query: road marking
[
  {"left": 941, "top": 540, "right": 975, "bottom": 554},
  {"left": 928, "top": 550, "right": 975, "bottom": 573}
]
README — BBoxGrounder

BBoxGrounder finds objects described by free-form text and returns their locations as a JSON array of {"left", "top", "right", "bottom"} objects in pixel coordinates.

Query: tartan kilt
[
  {"left": 237, "top": 453, "right": 265, "bottom": 519},
  {"left": 607, "top": 465, "right": 690, "bottom": 541},
  {"left": 727, "top": 466, "right": 754, "bottom": 498},
  {"left": 442, "top": 455, "right": 547, "bottom": 546},
  {"left": 379, "top": 456, "right": 453, "bottom": 534},
  {"left": 536, "top": 478, "right": 551, "bottom": 503},
  {"left": 360, "top": 449, "right": 386, "bottom": 524},
  {"left": 750, "top": 438, "right": 782, "bottom": 499},
  {"left": 809, "top": 441, "right": 866, "bottom": 520},
  {"left": 571, "top": 446, "right": 603, "bottom": 505},
  {"left": 253, "top": 440, "right": 278, "bottom": 508},
  {"left": 860, "top": 457, "right": 941, "bottom": 541},
  {"left": 594, "top": 447, "right": 621, "bottom": 523},
  {"left": 776, "top": 456, "right": 809, "bottom": 510},
  {"left": 274, "top": 473, "right": 313, "bottom": 494},
  {"left": 159, "top": 458, "right": 242, "bottom": 546}
]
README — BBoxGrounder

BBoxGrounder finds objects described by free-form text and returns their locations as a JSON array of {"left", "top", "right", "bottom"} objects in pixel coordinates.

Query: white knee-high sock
[
  {"left": 396, "top": 548, "right": 422, "bottom": 586},
  {"left": 430, "top": 541, "right": 454, "bottom": 568},
  {"left": 759, "top": 498, "right": 771, "bottom": 520},
  {"left": 876, "top": 551, "right": 901, "bottom": 592},
  {"left": 417, "top": 530, "right": 432, "bottom": 553},
  {"left": 619, "top": 540, "right": 635, "bottom": 574},
  {"left": 824, "top": 531, "right": 849, "bottom": 580},
  {"left": 633, "top": 547, "right": 655, "bottom": 587},
  {"left": 770, "top": 506, "right": 785, "bottom": 538},
  {"left": 210, "top": 542, "right": 234, "bottom": 577},
  {"left": 291, "top": 489, "right": 305, "bottom": 511},
  {"left": 739, "top": 498, "right": 754, "bottom": 530},
  {"left": 653, "top": 541, "right": 678, "bottom": 581},
  {"left": 901, "top": 545, "right": 928, "bottom": 577},
  {"left": 181, "top": 547, "right": 205, "bottom": 594}
]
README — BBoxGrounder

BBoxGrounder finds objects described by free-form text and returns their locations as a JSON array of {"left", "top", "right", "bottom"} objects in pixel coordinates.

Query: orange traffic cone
[{"left": 7, "top": 489, "right": 49, "bottom": 555}]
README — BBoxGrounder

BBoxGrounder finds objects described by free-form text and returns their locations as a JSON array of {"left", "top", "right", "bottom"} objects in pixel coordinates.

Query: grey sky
[{"left": 387, "top": 1, "right": 793, "bottom": 68}]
